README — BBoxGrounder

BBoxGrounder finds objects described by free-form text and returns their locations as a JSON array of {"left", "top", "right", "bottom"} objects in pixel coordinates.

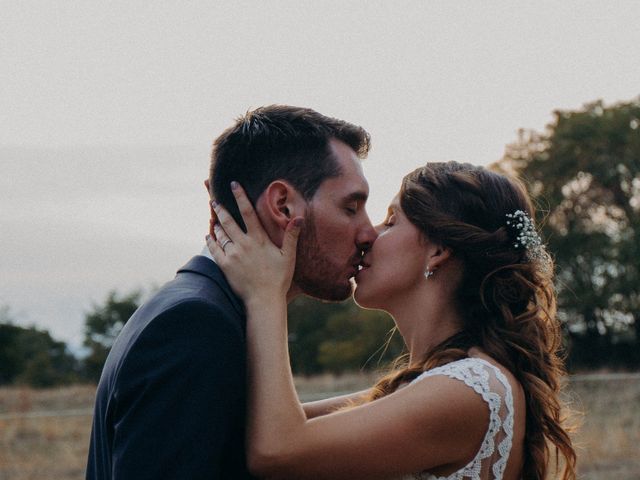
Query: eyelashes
[{"left": 383, "top": 214, "right": 396, "bottom": 228}]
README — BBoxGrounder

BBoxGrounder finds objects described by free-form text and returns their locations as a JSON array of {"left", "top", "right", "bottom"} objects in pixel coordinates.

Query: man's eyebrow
[{"left": 343, "top": 191, "right": 369, "bottom": 203}]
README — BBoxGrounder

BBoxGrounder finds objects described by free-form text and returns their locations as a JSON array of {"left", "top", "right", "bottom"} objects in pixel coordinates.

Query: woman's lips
[{"left": 354, "top": 262, "right": 370, "bottom": 280}]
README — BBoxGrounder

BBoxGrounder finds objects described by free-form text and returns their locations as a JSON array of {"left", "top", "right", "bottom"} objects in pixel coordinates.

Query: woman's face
[{"left": 354, "top": 193, "right": 429, "bottom": 310}]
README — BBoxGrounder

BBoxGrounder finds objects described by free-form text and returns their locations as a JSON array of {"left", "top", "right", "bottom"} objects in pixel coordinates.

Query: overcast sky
[{"left": 2, "top": 1, "right": 639, "bottom": 348}]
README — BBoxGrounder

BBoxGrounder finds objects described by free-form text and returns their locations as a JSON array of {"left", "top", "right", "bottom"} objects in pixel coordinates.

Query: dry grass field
[
  {"left": 0, "top": 385, "right": 95, "bottom": 480},
  {"left": 0, "top": 373, "right": 638, "bottom": 480},
  {"left": 566, "top": 373, "right": 640, "bottom": 479}
]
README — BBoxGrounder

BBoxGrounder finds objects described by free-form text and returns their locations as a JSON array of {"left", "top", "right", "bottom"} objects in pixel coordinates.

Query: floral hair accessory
[{"left": 505, "top": 210, "right": 549, "bottom": 267}]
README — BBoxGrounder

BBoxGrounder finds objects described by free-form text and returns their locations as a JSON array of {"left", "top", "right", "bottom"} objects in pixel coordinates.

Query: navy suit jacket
[{"left": 86, "top": 256, "right": 254, "bottom": 479}]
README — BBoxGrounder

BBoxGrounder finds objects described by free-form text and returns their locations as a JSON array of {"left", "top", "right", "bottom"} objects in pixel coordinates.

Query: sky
[{"left": 2, "top": 1, "right": 640, "bottom": 348}]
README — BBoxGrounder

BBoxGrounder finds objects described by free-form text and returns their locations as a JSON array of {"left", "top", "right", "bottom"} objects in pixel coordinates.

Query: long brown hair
[{"left": 365, "top": 162, "right": 576, "bottom": 480}]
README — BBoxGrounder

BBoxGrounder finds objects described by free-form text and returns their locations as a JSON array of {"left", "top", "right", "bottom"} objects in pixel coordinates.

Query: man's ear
[{"left": 260, "top": 180, "right": 304, "bottom": 231}]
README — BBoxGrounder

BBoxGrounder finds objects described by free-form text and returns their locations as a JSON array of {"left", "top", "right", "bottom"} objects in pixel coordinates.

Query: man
[{"left": 86, "top": 105, "right": 377, "bottom": 479}]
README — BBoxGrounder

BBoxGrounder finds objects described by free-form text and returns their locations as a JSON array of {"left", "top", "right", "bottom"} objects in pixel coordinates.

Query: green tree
[
  {"left": 498, "top": 97, "right": 640, "bottom": 369},
  {"left": 0, "top": 307, "right": 79, "bottom": 386},
  {"left": 288, "top": 297, "right": 404, "bottom": 375},
  {"left": 317, "top": 303, "right": 403, "bottom": 373},
  {"left": 0, "top": 306, "right": 21, "bottom": 384},
  {"left": 82, "top": 290, "right": 141, "bottom": 382}
]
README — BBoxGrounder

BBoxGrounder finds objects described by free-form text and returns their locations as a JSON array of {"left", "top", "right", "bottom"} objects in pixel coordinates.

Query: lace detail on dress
[{"left": 399, "top": 357, "right": 515, "bottom": 480}]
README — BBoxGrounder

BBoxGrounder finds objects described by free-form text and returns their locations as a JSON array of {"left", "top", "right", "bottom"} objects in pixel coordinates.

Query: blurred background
[{"left": 1, "top": 2, "right": 639, "bottom": 479}]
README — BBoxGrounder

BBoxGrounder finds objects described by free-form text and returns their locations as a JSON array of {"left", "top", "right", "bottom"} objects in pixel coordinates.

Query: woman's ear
[{"left": 426, "top": 245, "right": 453, "bottom": 273}]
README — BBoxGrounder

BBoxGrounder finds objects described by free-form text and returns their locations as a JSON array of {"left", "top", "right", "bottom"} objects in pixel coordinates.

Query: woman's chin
[{"left": 353, "top": 283, "right": 373, "bottom": 308}]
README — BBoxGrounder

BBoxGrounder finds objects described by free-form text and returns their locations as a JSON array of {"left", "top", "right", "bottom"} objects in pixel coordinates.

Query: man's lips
[
  {"left": 348, "top": 254, "right": 371, "bottom": 278},
  {"left": 349, "top": 262, "right": 363, "bottom": 278},
  {"left": 352, "top": 259, "right": 371, "bottom": 278}
]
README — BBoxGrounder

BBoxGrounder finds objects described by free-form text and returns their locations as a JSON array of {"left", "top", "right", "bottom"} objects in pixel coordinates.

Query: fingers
[
  {"left": 213, "top": 222, "right": 232, "bottom": 250},
  {"left": 206, "top": 234, "right": 224, "bottom": 263},
  {"left": 211, "top": 199, "right": 244, "bottom": 242},
  {"left": 212, "top": 182, "right": 266, "bottom": 244},
  {"left": 282, "top": 216, "right": 304, "bottom": 256},
  {"left": 229, "top": 181, "right": 264, "bottom": 238},
  {"left": 209, "top": 218, "right": 218, "bottom": 240},
  {"left": 207, "top": 226, "right": 236, "bottom": 259}
]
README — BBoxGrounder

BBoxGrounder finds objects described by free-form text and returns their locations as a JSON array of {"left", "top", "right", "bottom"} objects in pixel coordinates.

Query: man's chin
[{"left": 297, "top": 278, "right": 353, "bottom": 302}]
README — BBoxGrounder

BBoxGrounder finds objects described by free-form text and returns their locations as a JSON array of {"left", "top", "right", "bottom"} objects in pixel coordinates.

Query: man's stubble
[{"left": 293, "top": 207, "right": 354, "bottom": 302}]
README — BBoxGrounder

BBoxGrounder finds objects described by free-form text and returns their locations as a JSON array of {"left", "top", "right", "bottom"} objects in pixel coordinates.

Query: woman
[{"left": 207, "top": 161, "right": 577, "bottom": 479}]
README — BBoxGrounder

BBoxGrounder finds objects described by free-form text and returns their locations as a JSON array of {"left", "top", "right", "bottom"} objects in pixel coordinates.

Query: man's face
[{"left": 293, "top": 139, "right": 377, "bottom": 301}]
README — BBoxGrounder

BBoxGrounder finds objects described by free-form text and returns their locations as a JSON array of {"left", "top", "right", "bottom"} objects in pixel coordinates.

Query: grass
[
  {"left": 0, "top": 374, "right": 638, "bottom": 479},
  {"left": 0, "top": 385, "right": 95, "bottom": 480},
  {"left": 567, "top": 374, "right": 640, "bottom": 479}
]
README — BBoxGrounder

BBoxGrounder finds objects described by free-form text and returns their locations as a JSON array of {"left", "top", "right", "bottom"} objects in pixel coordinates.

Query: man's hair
[{"left": 209, "top": 105, "right": 371, "bottom": 229}]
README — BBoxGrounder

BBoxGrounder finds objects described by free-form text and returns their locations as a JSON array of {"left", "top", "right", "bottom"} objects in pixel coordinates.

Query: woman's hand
[{"left": 206, "top": 182, "right": 304, "bottom": 305}]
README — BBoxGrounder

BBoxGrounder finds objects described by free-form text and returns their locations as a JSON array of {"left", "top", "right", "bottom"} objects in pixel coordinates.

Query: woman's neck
[{"left": 387, "top": 287, "right": 464, "bottom": 365}]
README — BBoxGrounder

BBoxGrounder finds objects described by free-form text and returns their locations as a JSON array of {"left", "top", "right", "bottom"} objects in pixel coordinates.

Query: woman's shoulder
[
  {"left": 409, "top": 352, "right": 525, "bottom": 436},
  {"left": 403, "top": 352, "right": 522, "bottom": 480},
  {"left": 412, "top": 350, "right": 522, "bottom": 400}
]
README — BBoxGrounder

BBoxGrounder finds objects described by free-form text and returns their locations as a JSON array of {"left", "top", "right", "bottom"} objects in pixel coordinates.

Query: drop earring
[{"left": 424, "top": 267, "right": 434, "bottom": 279}]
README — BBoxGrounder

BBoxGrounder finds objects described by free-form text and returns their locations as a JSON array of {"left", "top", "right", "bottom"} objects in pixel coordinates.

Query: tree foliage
[
  {"left": 0, "top": 307, "right": 79, "bottom": 387},
  {"left": 498, "top": 97, "right": 640, "bottom": 369},
  {"left": 288, "top": 296, "right": 404, "bottom": 375},
  {"left": 82, "top": 290, "right": 141, "bottom": 382}
]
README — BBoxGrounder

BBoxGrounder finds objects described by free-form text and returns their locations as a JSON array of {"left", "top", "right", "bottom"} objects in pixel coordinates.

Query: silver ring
[{"left": 221, "top": 239, "right": 233, "bottom": 251}]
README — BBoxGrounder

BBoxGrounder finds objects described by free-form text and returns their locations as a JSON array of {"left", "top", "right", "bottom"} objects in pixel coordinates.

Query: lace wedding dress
[{"left": 398, "top": 357, "right": 515, "bottom": 480}]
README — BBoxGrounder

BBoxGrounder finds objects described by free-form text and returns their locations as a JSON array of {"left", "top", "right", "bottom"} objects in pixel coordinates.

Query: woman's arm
[
  {"left": 209, "top": 185, "right": 490, "bottom": 479},
  {"left": 239, "top": 294, "right": 488, "bottom": 479},
  {"left": 237, "top": 290, "right": 488, "bottom": 479},
  {"left": 303, "top": 390, "right": 371, "bottom": 419}
]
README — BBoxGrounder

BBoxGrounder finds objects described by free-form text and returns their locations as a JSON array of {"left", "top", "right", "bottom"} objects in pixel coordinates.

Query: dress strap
[{"left": 411, "top": 357, "right": 515, "bottom": 480}]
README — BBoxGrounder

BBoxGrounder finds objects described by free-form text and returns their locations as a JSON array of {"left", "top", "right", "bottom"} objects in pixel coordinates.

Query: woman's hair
[{"left": 365, "top": 162, "right": 576, "bottom": 480}]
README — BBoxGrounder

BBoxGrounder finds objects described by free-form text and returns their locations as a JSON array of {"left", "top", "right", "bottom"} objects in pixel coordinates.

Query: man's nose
[{"left": 356, "top": 218, "right": 378, "bottom": 251}]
